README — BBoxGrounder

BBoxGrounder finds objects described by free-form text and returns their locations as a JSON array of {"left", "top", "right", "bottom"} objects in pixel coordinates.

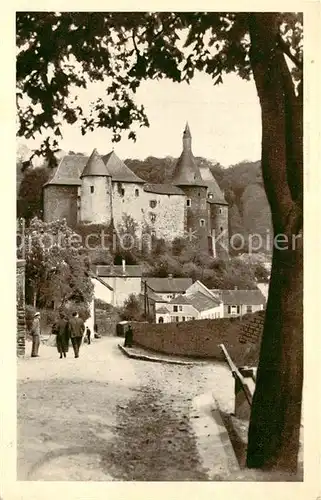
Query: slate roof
[
  {"left": 143, "top": 183, "right": 185, "bottom": 195},
  {"left": 199, "top": 165, "right": 228, "bottom": 205},
  {"left": 44, "top": 155, "right": 87, "bottom": 186},
  {"left": 210, "top": 289, "right": 266, "bottom": 306},
  {"left": 44, "top": 150, "right": 145, "bottom": 186},
  {"left": 145, "top": 277, "right": 193, "bottom": 293},
  {"left": 170, "top": 291, "right": 221, "bottom": 312},
  {"left": 94, "top": 265, "right": 143, "bottom": 278},
  {"left": 81, "top": 149, "right": 111, "bottom": 178},
  {"left": 156, "top": 306, "right": 171, "bottom": 314},
  {"left": 171, "top": 124, "right": 207, "bottom": 187},
  {"left": 102, "top": 151, "right": 145, "bottom": 184}
]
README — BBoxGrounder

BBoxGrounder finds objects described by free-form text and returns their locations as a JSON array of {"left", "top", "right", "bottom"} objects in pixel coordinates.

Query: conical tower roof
[
  {"left": 171, "top": 123, "right": 206, "bottom": 187},
  {"left": 199, "top": 164, "right": 228, "bottom": 205},
  {"left": 80, "top": 149, "right": 111, "bottom": 178}
]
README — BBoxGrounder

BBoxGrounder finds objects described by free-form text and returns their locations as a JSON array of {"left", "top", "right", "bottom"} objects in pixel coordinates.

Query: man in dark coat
[
  {"left": 68, "top": 312, "right": 85, "bottom": 358},
  {"left": 31, "top": 312, "right": 41, "bottom": 357},
  {"left": 85, "top": 326, "right": 91, "bottom": 345},
  {"left": 53, "top": 311, "right": 70, "bottom": 359}
]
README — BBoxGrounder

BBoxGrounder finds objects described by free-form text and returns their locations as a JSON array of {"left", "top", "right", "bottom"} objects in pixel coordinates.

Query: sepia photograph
[{"left": 12, "top": 8, "right": 311, "bottom": 487}]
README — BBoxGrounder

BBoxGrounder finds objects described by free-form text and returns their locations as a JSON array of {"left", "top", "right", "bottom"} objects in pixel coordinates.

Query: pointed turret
[
  {"left": 171, "top": 123, "right": 205, "bottom": 187},
  {"left": 80, "top": 149, "right": 111, "bottom": 178}
]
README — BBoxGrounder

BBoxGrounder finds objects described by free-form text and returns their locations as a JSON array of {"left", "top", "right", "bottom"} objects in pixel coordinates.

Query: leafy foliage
[
  {"left": 24, "top": 217, "right": 93, "bottom": 309},
  {"left": 16, "top": 12, "right": 302, "bottom": 164},
  {"left": 17, "top": 166, "right": 50, "bottom": 220}
]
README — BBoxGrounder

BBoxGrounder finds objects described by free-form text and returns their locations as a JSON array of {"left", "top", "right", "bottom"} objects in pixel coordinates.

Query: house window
[
  {"left": 186, "top": 199, "right": 191, "bottom": 207},
  {"left": 135, "top": 188, "right": 139, "bottom": 197},
  {"left": 173, "top": 305, "right": 178, "bottom": 312},
  {"left": 237, "top": 306, "right": 240, "bottom": 314},
  {"left": 158, "top": 316, "right": 164, "bottom": 323},
  {"left": 179, "top": 305, "right": 183, "bottom": 311},
  {"left": 170, "top": 316, "right": 175, "bottom": 322},
  {"left": 150, "top": 200, "right": 157, "bottom": 208},
  {"left": 182, "top": 316, "right": 186, "bottom": 321},
  {"left": 90, "top": 186, "right": 94, "bottom": 194},
  {"left": 175, "top": 316, "right": 179, "bottom": 322},
  {"left": 246, "top": 305, "right": 253, "bottom": 313},
  {"left": 228, "top": 306, "right": 231, "bottom": 314},
  {"left": 150, "top": 213, "right": 156, "bottom": 223},
  {"left": 200, "top": 219, "right": 205, "bottom": 227}
]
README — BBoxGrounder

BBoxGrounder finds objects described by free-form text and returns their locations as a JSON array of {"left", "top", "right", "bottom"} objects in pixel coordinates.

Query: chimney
[{"left": 122, "top": 259, "right": 126, "bottom": 274}]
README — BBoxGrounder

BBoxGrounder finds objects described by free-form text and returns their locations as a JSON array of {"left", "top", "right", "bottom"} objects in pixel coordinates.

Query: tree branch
[{"left": 277, "top": 33, "right": 303, "bottom": 70}]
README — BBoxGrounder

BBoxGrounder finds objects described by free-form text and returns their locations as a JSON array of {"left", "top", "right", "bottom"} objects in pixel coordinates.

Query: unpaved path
[{"left": 17, "top": 336, "right": 233, "bottom": 481}]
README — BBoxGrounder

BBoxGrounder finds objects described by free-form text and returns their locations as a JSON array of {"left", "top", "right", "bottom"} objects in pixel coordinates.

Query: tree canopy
[{"left": 16, "top": 12, "right": 302, "bottom": 165}]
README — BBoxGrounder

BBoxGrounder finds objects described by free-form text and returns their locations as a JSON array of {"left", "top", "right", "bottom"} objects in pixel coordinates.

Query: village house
[
  {"left": 91, "top": 260, "right": 143, "bottom": 307},
  {"left": 152, "top": 279, "right": 224, "bottom": 323},
  {"left": 210, "top": 288, "right": 266, "bottom": 318},
  {"left": 142, "top": 276, "right": 193, "bottom": 301}
]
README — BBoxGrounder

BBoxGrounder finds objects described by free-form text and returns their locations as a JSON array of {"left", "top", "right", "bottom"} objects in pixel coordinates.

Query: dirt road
[{"left": 17, "top": 336, "right": 234, "bottom": 481}]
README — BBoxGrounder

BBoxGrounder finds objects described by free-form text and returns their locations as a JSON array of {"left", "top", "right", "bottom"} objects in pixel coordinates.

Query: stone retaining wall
[{"left": 131, "top": 312, "right": 265, "bottom": 363}]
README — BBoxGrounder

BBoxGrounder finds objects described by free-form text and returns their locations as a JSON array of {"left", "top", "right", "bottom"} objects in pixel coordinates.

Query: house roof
[
  {"left": 102, "top": 151, "right": 145, "bottom": 184},
  {"left": 144, "top": 277, "right": 193, "bottom": 293},
  {"left": 143, "top": 183, "right": 185, "bottom": 195},
  {"left": 171, "top": 291, "right": 220, "bottom": 312},
  {"left": 210, "top": 289, "right": 266, "bottom": 306},
  {"left": 171, "top": 124, "right": 207, "bottom": 187},
  {"left": 91, "top": 274, "right": 114, "bottom": 291},
  {"left": 44, "top": 154, "right": 87, "bottom": 186},
  {"left": 94, "top": 265, "right": 143, "bottom": 278},
  {"left": 81, "top": 149, "right": 111, "bottom": 178},
  {"left": 156, "top": 306, "right": 171, "bottom": 314}
]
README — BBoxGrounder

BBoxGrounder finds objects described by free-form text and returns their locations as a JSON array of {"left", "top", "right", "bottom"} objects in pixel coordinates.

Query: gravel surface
[{"left": 17, "top": 336, "right": 234, "bottom": 481}]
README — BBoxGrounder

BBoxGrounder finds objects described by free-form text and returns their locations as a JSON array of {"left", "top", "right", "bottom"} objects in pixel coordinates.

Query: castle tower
[
  {"left": 80, "top": 148, "right": 112, "bottom": 225},
  {"left": 199, "top": 164, "right": 229, "bottom": 257},
  {"left": 172, "top": 123, "right": 209, "bottom": 250}
]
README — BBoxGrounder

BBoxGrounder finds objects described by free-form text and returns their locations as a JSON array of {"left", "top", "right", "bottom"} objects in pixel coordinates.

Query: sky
[{"left": 22, "top": 71, "right": 262, "bottom": 168}]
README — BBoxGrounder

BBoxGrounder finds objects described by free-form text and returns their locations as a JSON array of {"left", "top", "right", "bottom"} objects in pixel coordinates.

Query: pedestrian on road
[
  {"left": 53, "top": 311, "right": 70, "bottom": 359},
  {"left": 31, "top": 312, "right": 41, "bottom": 357},
  {"left": 85, "top": 326, "right": 91, "bottom": 345},
  {"left": 124, "top": 324, "right": 133, "bottom": 348},
  {"left": 68, "top": 312, "right": 85, "bottom": 358}
]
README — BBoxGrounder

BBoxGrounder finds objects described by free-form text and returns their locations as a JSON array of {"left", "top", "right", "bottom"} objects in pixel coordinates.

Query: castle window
[
  {"left": 90, "top": 186, "right": 94, "bottom": 194},
  {"left": 186, "top": 199, "right": 191, "bottom": 207},
  {"left": 219, "top": 208, "right": 222, "bottom": 214},
  {"left": 220, "top": 226, "right": 223, "bottom": 232},
  {"left": 150, "top": 213, "right": 156, "bottom": 223},
  {"left": 208, "top": 193, "right": 213, "bottom": 199},
  {"left": 200, "top": 219, "right": 205, "bottom": 227},
  {"left": 135, "top": 188, "right": 139, "bottom": 197},
  {"left": 198, "top": 192, "right": 201, "bottom": 197},
  {"left": 150, "top": 200, "right": 157, "bottom": 208},
  {"left": 121, "top": 188, "right": 125, "bottom": 196}
]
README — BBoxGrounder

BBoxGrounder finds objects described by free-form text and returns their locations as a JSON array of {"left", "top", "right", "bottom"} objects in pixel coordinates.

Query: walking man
[
  {"left": 53, "top": 310, "right": 70, "bottom": 359},
  {"left": 68, "top": 311, "right": 85, "bottom": 358},
  {"left": 31, "top": 311, "right": 41, "bottom": 357},
  {"left": 85, "top": 326, "right": 91, "bottom": 345}
]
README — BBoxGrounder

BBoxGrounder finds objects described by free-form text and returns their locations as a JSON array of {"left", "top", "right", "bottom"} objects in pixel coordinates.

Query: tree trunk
[{"left": 246, "top": 14, "right": 303, "bottom": 472}]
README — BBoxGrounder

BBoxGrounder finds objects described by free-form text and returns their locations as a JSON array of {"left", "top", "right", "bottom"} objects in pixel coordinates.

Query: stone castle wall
[
  {"left": 80, "top": 176, "right": 112, "bottom": 225},
  {"left": 43, "top": 185, "right": 78, "bottom": 227}
]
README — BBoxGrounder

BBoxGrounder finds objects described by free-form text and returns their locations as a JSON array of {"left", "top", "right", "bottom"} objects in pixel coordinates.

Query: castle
[{"left": 43, "top": 123, "right": 229, "bottom": 256}]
